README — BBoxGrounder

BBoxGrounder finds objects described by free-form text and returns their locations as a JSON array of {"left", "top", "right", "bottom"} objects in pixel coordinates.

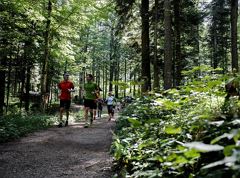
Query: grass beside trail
[{"left": 0, "top": 113, "right": 57, "bottom": 143}]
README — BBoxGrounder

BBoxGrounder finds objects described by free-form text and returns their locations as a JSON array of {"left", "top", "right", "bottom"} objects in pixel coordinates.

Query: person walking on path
[
  {"left": 58, "top": 72, "right": 74, "bottom": 127},
  {"left": 105, "top": 92, "right": 116, "bottom": 121},
  {"left": 97, "top": 97, "right": 104, "bottom": 118},
  {"left": 83, "top": 74, "right": 99, "bottom": 128}
]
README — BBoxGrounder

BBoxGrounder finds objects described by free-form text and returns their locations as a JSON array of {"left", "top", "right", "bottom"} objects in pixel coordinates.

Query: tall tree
[
  {"left": 141, "top": 0, "right": 151, "bottom": 92},
  {"left": 230, "top": 0, "right": 238, "bottom": 71},
  {"left": 174, "top": 0, "right": 182, "bottom": 86},
  {"left": 41, "top": 0, "right": 52, "bottom": 111},
  {"left": 0, "top": 58, "right": 6, "bottom": 115},
  {"left": 209, "top": 0, "right": 230, "bottom": 71},
  {"left": 109, "top": 26, "right": 115, "bottom": 92},
  {"left": 153, "top": 0, "right": 160, "bottom": 91},
  {"left": 164, "top": 0, "right": 173, "bottom": 89}
]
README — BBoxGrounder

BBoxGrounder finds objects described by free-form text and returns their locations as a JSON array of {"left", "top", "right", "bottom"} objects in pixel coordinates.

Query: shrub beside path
[{"left": 0, "top": 114, "right": 116, "bottom": 178}]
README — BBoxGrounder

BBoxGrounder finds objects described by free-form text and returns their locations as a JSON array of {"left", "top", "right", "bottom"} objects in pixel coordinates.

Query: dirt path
[{"left": 0, "top": 115, "right": 116, "bottom": 178}]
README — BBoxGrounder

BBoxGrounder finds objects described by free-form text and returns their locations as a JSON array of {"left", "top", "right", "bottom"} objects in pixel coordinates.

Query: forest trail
[{"left": 0, "top": 111, "right": 116, "bottom": 178}]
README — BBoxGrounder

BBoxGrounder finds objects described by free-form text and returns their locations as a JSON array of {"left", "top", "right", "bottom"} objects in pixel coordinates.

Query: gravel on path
[{"left": 0, "top": 117, "right": 116, "bottom": 178}]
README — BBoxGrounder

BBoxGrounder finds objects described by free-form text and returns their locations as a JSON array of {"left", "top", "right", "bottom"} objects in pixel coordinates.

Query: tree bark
[
  {"left": 231, "top": 0, "right": 238, "bottom": 72},
  {"left": 174, "top": 0, "right": 182, "bottom": 86},
  {"left": 153, "top": 0, "right": 160, "bottom": 91},
  {"left": 164, "top": 0, "right": 173, "bottom": 90},
  {"left": 141, "top": 0, "right": 151, "bottom": 92},
  {"left": 109, "top": 27, "right": 115, "bottom": 92},
  {"left": 41, "top": 0, "right": 52, "bottom": 111},
  {"left": 0, "top": 58, "right": 6, "bottom": 115}
]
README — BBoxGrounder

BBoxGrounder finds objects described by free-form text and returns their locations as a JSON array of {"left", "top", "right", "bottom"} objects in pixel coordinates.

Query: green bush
[
  {"left": 112, "top": 67, "right": 240, "bottom": 178},
  {"left": 0, "top": 113, "right": 56, "bottom": 143}
]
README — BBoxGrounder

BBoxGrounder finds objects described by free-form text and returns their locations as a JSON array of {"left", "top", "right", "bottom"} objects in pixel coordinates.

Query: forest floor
[{"left": 0, "top": 105, "right": 116, "bottom": 178}]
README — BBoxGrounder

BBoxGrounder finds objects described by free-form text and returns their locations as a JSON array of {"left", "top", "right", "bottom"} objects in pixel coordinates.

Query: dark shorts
[
  {"left": 60, "top": 100, "right": 71, "bottom": 109},
  {"left": 84, "top": 99, "right": 97, "bottom": 109},
  {"left": 107, "top": 105, "right": 114, "bottom": 114}
]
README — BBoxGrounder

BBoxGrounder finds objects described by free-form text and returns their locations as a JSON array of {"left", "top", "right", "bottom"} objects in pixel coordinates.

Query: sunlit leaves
[
  {"left": 183, "top": 142, "right": 224, "bottom": 152},
  {"left": 112, "top": 66, "right": 240, "bottom": 177},
  {"left": 164, "top": 126, "right": 182, "bottom": 135},
  {"left": 128, "top": 117, "right": 141, "bottom": 127}
]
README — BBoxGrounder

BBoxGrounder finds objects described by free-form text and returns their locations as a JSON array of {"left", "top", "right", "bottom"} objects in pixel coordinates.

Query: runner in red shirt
[{"left": 58, "top": 72, "right": 74, "bottom": 127}]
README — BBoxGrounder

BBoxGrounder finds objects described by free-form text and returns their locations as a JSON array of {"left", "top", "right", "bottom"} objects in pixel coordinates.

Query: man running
[
  {"left": 58, "top": 72, "right": 74, "bottom": 127},
  {"left": 83, "top": 74, "right": 99, "bottom": 128}
]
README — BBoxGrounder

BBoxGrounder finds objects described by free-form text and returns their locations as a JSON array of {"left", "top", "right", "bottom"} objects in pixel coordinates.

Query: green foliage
[
  {"left": 112, "top": 68, "right": 240, "bottom": 177},
  {"left": 0, "top": 113, "right": 56, "bottom": 143}
]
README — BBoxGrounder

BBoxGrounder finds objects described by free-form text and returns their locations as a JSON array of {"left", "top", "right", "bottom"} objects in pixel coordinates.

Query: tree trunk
[
  {"left": 105, "top": 65, "right": 108, "bottom": 98},
  {"left": 163, "top": 0, "right": 173, "bottom": 90},
  {"left": 25, "top": 62, "right": 31, "bottom": 111},
  {"left": 153, "top": 0, "right": 160, "bottom": 91},
  {"left": 114, "top": 59, "right": 119, "bottom": 98},
  {"left": 6, "top": 59, "right": 11, "bottom": 113},
  {"left": 231, "top": 0, "right": 238, "bottom": 72},
  {"left": 0, "top": 58, "right": 6, "bottom": 115},
  {"left": 124, "top": 58, "right": 127, "bottom": 97},
  {"left": 109, "top": 27, "right": 115, "bottom": 92},
  {"left": 141, "top": 0, "right": 151, "bottom": 92},
  {"left": 41, "top": 0, "right": 52, "bottom": 111},
  {"left": 174, "top": 0, "right": 182, "bottom": 86}
]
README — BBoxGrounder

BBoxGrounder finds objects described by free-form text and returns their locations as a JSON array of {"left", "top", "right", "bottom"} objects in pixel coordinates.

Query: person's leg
[
  {"left": 109, "top": 110, "right": 113, "bottom": 121},
  {"left": 89, "top": 100, "right": 97, "bottom": 124},
  {"left": 59, "top": 107, "right": 64, "bottom": 127},
  {"left": 97, "top": 109, "right": 100, "bottom": 117},
  {"left": 65, "top": 109, "right": 69, "bottom": 126},
  {"left": 99, "top": 109, "right": 102, "bottom": 118},
  {"left": 93, "top": 109, "right": 96, "bottom": 120},
  {"left": 65, "top": 100, "right": 71, "bottom": 126},
  {"left": 59, "top": 100, "right": 65, "bottom": 127},
  {"left": 89, "top": 108, "right": 93, "bottom": 124},
  {"left": 84, "top": 107, "right": 90, "bottom": 127},
  {"left": 107, "top": 105, "right": 112, "bottom": 121}
]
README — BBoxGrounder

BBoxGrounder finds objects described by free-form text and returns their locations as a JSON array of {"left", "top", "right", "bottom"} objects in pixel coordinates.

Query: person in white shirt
[{"left": 105, "top": 92, "right": 115, "bottom": 121}]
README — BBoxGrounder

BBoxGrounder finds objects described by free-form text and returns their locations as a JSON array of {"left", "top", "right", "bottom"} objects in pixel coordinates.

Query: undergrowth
[{"left": 112, "top": 66, "right": 240, "bottom": 178}]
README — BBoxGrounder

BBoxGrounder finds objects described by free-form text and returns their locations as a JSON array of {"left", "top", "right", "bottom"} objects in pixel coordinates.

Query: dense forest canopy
[{"left": 0, "top": 0, "right": 239, "bottom": 113}]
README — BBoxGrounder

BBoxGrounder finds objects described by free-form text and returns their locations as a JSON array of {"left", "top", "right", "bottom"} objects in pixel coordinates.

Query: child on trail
[
  {"left": 58, "top": 72, "right": 74, "bottom": 127},
  {"left": 105, "top": 92, "right": 116, "bottom": 121}
]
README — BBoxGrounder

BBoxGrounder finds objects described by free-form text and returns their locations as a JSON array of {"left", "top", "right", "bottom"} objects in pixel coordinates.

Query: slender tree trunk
[
  {"left": 163, "top": 0, "right": 173, "bottom": 89},
  {"left": 133, "top": 73, "right": 136, "bottom": 97},
  {"left": 141, "top": 0, "right": 151, "bottom": 92},
  {"left": 105, "top": 65, "right": 108, "bottom": 98},
  {"left": 174, "top": 0, "right": 182, "bottom": 86},
  {"left": 41, "top": 0, "right": 52, "bottom": 111},
  {"left": 124, "top": 58, "right": 127, "bottom": 97},
  {"left": 231, "top": 0, "right": 238, "bottom": 71},
  {"left": 0, "top": 56, "right": 6, "bottom": 115},
  {"left": 114, "top": 59, "right": 119, "bottom": 98},
  {"left": 25, "top": 62, "right": 31, "bottom": 111},
  {"left": 153, "top": 0, "right": 160, "bottom": 91},
  {"left": 109, "top": 27, "right": 115, "bottom": 92},
  {"left": 6, "top": 59, "right": 11, "bottom": 113},
  {"left": 20, "top": 64, "right": 26, "bottom": 110},
  {"left": 23, "top": 40, "right": 32, "bottom": 112},
  {"left": 102, "top": 65, "right": 106, "bottom": 98}
]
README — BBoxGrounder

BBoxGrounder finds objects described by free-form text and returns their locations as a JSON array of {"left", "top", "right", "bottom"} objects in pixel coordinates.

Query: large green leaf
[
  {"left": 164, "top": 126, "right": 182, "bottom": 134},
  {"left": 128, "top": 118, "right": 142, "bottom": 127}
]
